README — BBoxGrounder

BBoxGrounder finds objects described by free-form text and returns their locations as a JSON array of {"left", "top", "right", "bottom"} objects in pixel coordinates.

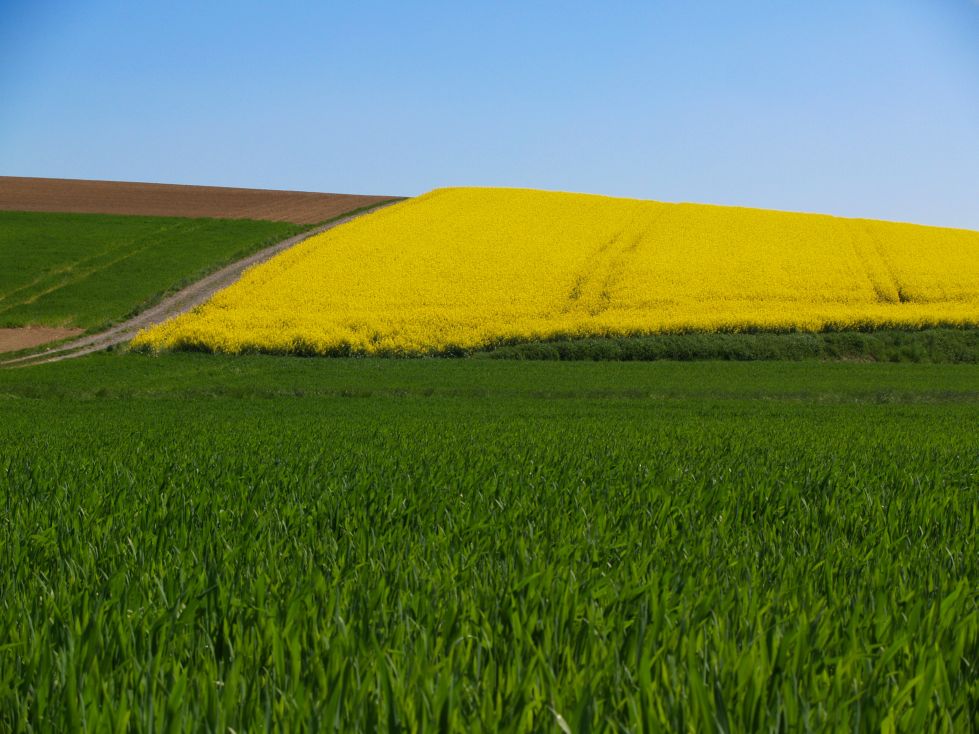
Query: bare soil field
[
  {"left": 0, "top": 327, "right": 84, "bottom": 354},
  {"left": 0, "top": 177, "right": 398, "bottom": 224}
]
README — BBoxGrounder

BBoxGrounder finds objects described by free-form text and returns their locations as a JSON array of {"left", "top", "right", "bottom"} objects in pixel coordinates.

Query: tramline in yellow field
[{"left": 134, "top": 187, "right": 979, "bottom": 355}]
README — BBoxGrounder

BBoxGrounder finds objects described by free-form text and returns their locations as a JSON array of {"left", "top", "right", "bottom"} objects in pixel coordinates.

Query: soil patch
[
  {"left": 0, "top": 327, "right": 85, "bottom": 354},
  {"left": 0, "top": 177, "right": 399, "bottom": 225}
]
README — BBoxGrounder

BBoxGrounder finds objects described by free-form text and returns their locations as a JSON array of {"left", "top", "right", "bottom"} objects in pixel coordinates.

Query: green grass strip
[{"left": 476, "top": 328, "right": 979, "bottom": 362}]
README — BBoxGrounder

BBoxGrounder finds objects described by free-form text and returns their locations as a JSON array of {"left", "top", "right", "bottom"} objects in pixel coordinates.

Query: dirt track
[
  {"left": 1, "top": 201, "right": 398, "bottom": 367},
  {"left": 0, "top": 176, "right": 399, "bottom": 224}
]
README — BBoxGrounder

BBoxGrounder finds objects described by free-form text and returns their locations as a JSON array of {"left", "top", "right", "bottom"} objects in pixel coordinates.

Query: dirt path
[{"left": 1, "top": 202, "right": 397, "bottom": 367}]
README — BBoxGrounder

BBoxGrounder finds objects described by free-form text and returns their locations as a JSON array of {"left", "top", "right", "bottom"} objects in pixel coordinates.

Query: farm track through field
[{"left": 1, "top": 201, "right": 399, "bottom": 367}]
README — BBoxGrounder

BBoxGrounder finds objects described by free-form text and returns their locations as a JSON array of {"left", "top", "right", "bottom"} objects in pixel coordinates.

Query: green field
[
  {"left": 1, "top": 354, "right": 977, "bottom": 731},
  {"left": 0, "top": 211, "right": 303, "bottom": 329},
  {"left": 478, "top": 329, "right": 979, "bottom": 363}
]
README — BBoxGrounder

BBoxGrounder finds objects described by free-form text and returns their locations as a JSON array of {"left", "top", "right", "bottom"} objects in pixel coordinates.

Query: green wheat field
[{"left": 1, "top": 355, "right": 976, "bottom": 731}]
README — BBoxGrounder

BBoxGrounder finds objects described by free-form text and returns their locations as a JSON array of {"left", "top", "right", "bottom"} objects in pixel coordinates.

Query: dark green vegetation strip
[
  {"left": 1, "top": 355, "right": 978, "bottom": 731},
  {"left": 0, "top": 211, "right": 303, "bottom": 329},
  {"left": 159, "top": 327, "right": 979, "bottom": 362},
  {"left": 478, "top": 328, "right": 979, "bottom": 363},
  {"left": 2, "top": 352, "right": 978, "bottom": 402}
]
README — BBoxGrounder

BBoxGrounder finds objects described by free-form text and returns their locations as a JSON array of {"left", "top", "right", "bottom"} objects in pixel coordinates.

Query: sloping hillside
[
  {"left": 135, "top": 188, "right": 979, "bottom": 355},
  {"left": 0, "top": 211, "right": 302, "bottom": 333},
  {"left": 0, "top": 178, "right": 399, "bottom": 353}
]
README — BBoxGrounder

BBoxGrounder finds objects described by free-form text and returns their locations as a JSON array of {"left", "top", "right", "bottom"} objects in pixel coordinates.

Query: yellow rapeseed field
[{"left": 133, "top": 187, "right": 979, "bottom": 355}]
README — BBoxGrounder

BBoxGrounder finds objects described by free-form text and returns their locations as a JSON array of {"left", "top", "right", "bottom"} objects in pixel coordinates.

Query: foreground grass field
[
  {"left": 0, "top": 211, "right": 303, "bottom": 330},
  {"left": 135, "top": 188, "right": 979, "bottom": 355},
  {"left": 1, "top": 354, "right": 977, "bottom": 731}
]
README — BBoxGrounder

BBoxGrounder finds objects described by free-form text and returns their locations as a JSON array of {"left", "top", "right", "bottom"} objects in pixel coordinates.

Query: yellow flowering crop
[{"left": 133, "top": 187, "right": 979, "bottom": 355}]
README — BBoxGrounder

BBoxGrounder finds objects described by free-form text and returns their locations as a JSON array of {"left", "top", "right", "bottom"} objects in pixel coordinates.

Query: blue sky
[{"left": 2, "top": 0, "right": 978, "bottom": 229}]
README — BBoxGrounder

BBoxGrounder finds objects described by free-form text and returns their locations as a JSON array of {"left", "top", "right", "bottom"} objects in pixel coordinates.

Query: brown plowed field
[
  {"left": 0, "top": 176, "right": 399, "bottom": 224},
  {"left": 0, "top": 327, "right": 84, "bottom": 354}
]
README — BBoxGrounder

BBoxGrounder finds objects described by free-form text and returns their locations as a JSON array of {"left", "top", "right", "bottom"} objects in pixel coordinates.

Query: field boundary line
[{"left": 1, "top": 200, "right": 402, "bottom": 367}]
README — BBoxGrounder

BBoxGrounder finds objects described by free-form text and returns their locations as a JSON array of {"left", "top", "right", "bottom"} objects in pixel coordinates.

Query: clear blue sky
[{"left": 2, "top": 0, "right": 978, "bottom": 229}]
